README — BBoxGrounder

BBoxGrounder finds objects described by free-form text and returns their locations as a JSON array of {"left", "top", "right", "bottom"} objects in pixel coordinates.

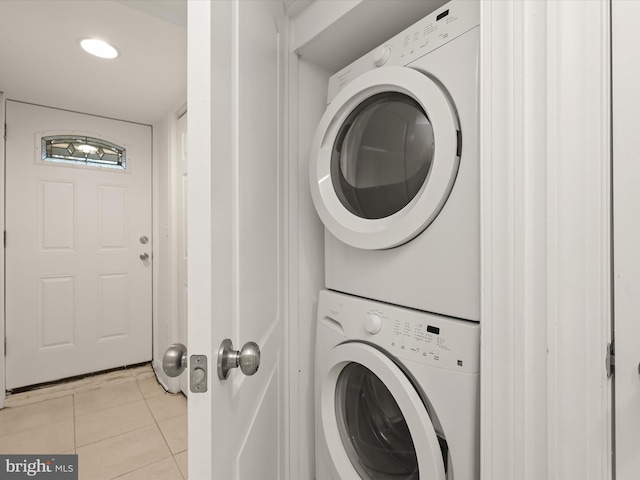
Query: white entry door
[
  {"left": 187, "top": 0, "right": 287, "bottom": 478},
  {"left": 5, "top": 101, "right": 152, "bottom": 390},
  {"left": 613, "top": 1, "right": 640, "bottom": 477}
]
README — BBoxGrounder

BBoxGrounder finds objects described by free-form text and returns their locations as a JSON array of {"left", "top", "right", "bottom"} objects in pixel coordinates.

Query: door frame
[
  {"left": 480, "top": 1, "right": 612, "bottom": 478},
  {"left": 612, "top": 0, "right": 640, "bottom": 475},
  {"left": 151, "top": 101, "right": 187, "bottom": 394},
  {"left": 0, "top": 98, "right": 155, "bottom": 406},
  {"left": 0, "top": 92, "right": 6, "bottom": 409}
]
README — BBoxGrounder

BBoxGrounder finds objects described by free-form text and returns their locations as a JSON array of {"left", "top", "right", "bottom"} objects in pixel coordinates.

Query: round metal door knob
[
  {"left": 163, "top": 343, "right": 187, "bottom": 377},
  {"left": 239, "top": 342, "right": 261, "bottom": 376},
  {"left": 140, "top": 252, "right": 149, "bottom": 261},
  {"left": 217, "top": 339, "right": 261, "bottom": 380}
]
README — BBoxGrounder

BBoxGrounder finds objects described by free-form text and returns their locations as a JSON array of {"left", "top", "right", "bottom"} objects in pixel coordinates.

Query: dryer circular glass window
[
  {"left": 309, "top": 66, "right": 461, "bottom": 250},
  {"left": 331, "top": 93, "right": 434, "bottom": 220},
  {"left": 335, "top": 362, "right": 419, "bottom": 479}
]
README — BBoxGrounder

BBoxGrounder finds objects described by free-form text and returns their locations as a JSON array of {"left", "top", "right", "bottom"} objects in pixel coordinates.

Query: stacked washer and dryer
[{"left": 309, "top": 2, "right": 481, "bottom": 479}]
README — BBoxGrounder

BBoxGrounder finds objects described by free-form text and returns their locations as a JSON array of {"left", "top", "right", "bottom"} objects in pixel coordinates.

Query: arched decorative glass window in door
[{"left": 41, "top": 135, "right": 126, "bottom": 169}]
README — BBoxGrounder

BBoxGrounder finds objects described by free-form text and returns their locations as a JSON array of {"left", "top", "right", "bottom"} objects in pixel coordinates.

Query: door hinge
[{"left": 606, "top": 342, "right": 615, "bottom": 378}]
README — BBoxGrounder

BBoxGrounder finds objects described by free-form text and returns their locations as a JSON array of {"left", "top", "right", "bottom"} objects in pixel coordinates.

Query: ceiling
[{"left": 0, "top": 0, "right": 187, "bottom": 125}]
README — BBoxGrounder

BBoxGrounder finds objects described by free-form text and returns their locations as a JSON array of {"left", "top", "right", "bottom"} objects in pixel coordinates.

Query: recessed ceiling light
[{"left": 80, "top": 38, "right": 119, "bottom": 59}]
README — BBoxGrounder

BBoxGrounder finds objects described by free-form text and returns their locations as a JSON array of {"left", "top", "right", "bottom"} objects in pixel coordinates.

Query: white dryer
[
  {"left": 315, "top": 290, "right": 480, "bottom": 479},
  {"left": 309, "top": 1, "right": 480, "bottom": 321}
]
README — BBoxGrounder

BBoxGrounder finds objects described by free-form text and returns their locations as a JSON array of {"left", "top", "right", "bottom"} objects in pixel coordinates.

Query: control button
[
  {"left": 372, "top": 45, "right": 392, "bottom": 67},
  {"left": 364, "top": 314, "right": 382, "bottom": 334}
]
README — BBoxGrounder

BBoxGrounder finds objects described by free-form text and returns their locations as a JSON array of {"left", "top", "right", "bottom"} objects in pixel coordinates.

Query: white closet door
[{"left": 187, "top": 1, "right": 287, "bottom": 478}]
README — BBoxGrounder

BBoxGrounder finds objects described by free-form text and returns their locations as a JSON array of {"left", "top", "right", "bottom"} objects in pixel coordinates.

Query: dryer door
[
  {"left": 309, "top": 66, "right": 460, "bottom": 250},
  {"left": 319, "top": 341, "right": 447, "bottom": 480}
]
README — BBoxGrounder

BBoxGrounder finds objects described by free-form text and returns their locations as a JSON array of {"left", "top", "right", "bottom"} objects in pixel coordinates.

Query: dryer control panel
[
  {"left": 319, "top": 289, "right": 480, "bottom": 374},
  {"left": 327, "top": 0, "right": 480, "bottom": 103}
]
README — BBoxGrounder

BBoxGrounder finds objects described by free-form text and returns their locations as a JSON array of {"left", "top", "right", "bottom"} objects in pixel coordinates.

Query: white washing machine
[
  {"left": 315, "top": 290, "right": 480, "bottom": 479},
  {"left": 309, "top": 1, "right": 480, "bottom": 321}
]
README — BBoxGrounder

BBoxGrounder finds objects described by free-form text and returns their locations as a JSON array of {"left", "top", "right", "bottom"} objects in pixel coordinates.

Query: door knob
[
  {"left": 140, "top": 252, "right": 149, "bottom": 261},
  {"left": 217, "top": 339, "right": 261, "bottom": 380},
  {"left": 163, "top": 343, "right": 187, "bottom": 377}
]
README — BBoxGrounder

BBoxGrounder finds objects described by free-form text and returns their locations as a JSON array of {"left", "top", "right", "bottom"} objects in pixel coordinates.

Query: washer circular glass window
[
  {"left": 331, "top": 93, "right": 434, "bottom": 220},
  {"left": 335, "top": 362, "right": 419, "bottom": 479}
]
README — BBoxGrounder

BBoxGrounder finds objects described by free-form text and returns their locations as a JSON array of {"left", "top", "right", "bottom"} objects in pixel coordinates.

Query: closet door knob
[
  {"left": 217, "top": 339, "right": 261, "bottom": 380},
  {"left": 163, "top": 343, "right": 187, "bottom": 377}
]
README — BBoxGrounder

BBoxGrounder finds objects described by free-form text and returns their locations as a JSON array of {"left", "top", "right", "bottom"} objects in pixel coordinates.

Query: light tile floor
[{"left": 0, "top": 365, "right": 187, "bottom": 480}]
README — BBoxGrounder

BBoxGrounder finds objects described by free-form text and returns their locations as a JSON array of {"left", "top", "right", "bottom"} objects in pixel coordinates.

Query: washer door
[
  {"left": 309, "top": 66, "right": 460, "bottom": 250},
  {"left": 319, "top": 341, "right": 446, "bottom": 480}
]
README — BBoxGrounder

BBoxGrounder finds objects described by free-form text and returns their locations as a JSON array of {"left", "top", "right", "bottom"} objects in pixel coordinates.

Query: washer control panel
[
  {"left": 327, "top": 0, "right": 480, "bottom": 103},
  {"left": 320, "top": 290, "right": 480, "bottom": 373}
]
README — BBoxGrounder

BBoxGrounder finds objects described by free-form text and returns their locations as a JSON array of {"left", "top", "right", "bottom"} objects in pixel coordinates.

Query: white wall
[
  {"left": 288, "top": 57, "right": 330, "bottom": 479},
  {"left": 152, "top": 105, "right": 185, "bottom": 393}
]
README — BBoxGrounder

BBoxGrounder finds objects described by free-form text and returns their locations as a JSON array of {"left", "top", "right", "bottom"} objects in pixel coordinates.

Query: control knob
[
  {"left": 364, "top": 314, "right": 382, "bottom": 334},
  {"left": 372, "top": 45, "right": 392, "bottom": 67}
]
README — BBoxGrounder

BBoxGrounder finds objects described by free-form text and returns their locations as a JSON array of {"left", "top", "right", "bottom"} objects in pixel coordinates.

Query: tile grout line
[
  {"left": 1, "top": 369, "right": 185, "bottom": 478},
  {"left": 74, "top": 381, "right": 183, "bottom": 450},
  {"left": 5, "top": 365, "right": 155, "bottom": 409},
  {"left": 108, "top": 456, "right": 184, "bottom": 480},
  {"left": 74, "top": 403, "right": 155, "bottom": 450},
  {"left": 105, "top": 380, "right": 176, "bottom": 479},
  {"left": 141, "top": 380, "right": 188, "bottom": 479},
  {"left": 72, "top": 393, "right": 77, "bottom": 454},
  {"left": 0, "top": 395, "right": 76, "bottom": 454},
  {"left": 74, "top": 378, "right": 164, "bottom": 477},
  {"left": 146, "top": 384, "right": 176, "bottom": 454},
  {"left": 111, "top": 380, "right": 175, "bottom": 480},
  {"left": 83, "top": 379, "right": 174, "bottom": 480}
]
